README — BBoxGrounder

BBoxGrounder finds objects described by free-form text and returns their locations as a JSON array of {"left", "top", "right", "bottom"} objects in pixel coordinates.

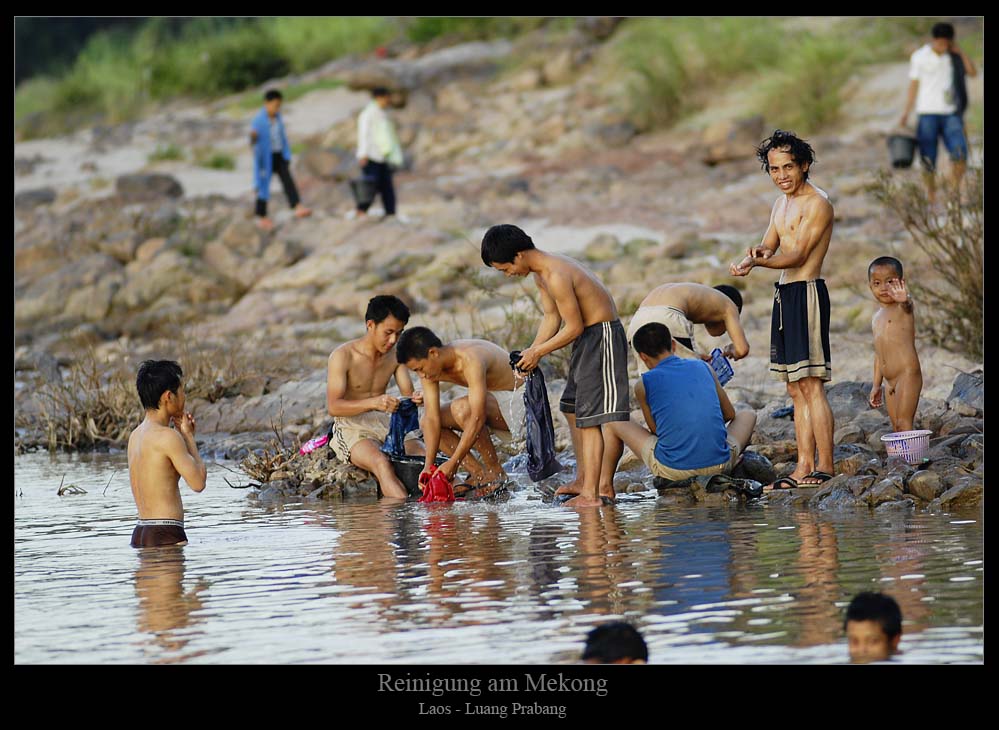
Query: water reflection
[
  {"left": 133, "top": 547, "right": 210, "bottom": 663},
  {"left": 14, "top": 454, "right": 984, "bottom": 664}
]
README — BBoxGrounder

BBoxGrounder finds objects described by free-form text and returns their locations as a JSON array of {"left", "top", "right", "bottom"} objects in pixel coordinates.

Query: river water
[{"left": 14, "top": 452, "right": 983, "bottom": 664}]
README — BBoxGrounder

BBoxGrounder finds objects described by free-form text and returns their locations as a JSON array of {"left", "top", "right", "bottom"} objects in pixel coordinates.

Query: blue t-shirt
[{"left": 642, "top": 355, "right": 730, "bottom": 470}]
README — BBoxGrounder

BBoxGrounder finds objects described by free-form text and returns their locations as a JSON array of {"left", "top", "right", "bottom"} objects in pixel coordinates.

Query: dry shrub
[
  {"left": 867, "top": 167, "right": 983, "bottom": 360},
  {"left": 20, "top": 347, "right": 139, "bottom": 451},
  {"left": 462, "top": 267, "right": 571, "bottom": 380}
]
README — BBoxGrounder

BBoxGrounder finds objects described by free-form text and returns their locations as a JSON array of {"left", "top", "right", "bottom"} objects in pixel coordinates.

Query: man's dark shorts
[
  {"left": 559, "top": 320, "right": 630, "bottom": 427},
  {"left": 769, "top": 279, "right": 831, "bottom": 383}
]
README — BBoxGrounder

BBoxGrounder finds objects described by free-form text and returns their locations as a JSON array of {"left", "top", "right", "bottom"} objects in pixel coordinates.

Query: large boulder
[
  {"left": 700, "top": 115, "right": 765, "bottom": 166},
  {"left": 115, "top": 173, "right": 184, "bottom": 202},
  {"left": 947, "top": 370, "right": 983, "bottom": 417},
  {"left": 16, "top": 253, "right": 123, "bottom": 325},
  {"left": 14, "top": 187, "right": 57, "bottom": 210}
]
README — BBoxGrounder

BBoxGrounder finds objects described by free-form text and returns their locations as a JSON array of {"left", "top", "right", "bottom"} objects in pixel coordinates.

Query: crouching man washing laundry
[
  {"left": 396, "top": 326, "right": 525, "bottom": 490},
  {"left": 598, "top": 323, "right": 756, "bottom": 491},
  {"left": 326, "top": 295, "right": 425, "bottom": 500}
]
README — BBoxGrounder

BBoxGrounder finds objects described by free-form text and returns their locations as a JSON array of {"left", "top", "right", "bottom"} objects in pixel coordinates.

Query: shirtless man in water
[
  {"left": 730, "top": 129, "right": 835, "bottom": 490},
  {"left": 626, "top": 282, "right": 750, "bottom": 370},
  {"left": 867, "top": 256, "right": 922, "bottom": 432},
  {"left": 326, "top": 295, "right": 425, "bottom": 500},
  {"left": 482, "top": 223, "right": 629, "bottom": 507},
  {"left": 397, "top": 327, "right": 526, "bottom": 489},
  {"left": 128, "top": 360, "right": 207, "bottom": 547}
]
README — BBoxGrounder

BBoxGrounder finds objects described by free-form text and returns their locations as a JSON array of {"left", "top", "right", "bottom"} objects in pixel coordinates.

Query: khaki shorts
[
  {"left": 627, "top": 305, "right": 696, "bottom": 373},
  {"left": 329, "top": 410, "right": 420, "bottom": 463},
  {"left": 640, "top": 433, "right": 740, "bottom": 481},
  {"left": 490, "top": 387, "right": 526, "bottom": 443}
]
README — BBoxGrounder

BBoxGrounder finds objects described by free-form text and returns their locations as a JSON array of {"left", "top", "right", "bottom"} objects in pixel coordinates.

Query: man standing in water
[
  {"left": 128, "top": 360, "right": 207, "bottom": 547},
  {"left": 730, "top": 129, "right": 835, "bottom": 489},
  {"left": 481, "top": 223, "right": 629, "bottom": 507}
]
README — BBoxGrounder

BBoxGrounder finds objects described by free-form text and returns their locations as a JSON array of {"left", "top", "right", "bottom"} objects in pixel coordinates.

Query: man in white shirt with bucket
[
  {"left": 899, "top": 22, "right": 977, "bottom": 203},
  {"left": 355, "top": 87, "right": 403, "bottom": 219}
]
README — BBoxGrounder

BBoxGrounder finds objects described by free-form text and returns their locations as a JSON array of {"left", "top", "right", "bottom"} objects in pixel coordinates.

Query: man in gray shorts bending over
[
  {"left": 396, "top": 326, "right": 526, "bottom": 488},
  {"left": 482, "top": 223, "right": 629, "bottom": 507},
  {"left": 626, "top": 282, "right": 749, "bottom": 371}
]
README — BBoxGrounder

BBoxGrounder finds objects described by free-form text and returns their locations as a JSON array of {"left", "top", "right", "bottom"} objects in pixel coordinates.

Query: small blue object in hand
[{"left": 709, "top": 348, "right": 734, "bottom": 386}]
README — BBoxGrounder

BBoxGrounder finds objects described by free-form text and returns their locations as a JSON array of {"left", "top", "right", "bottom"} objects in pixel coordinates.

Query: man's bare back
[
  {"left": 430, "top": 339, "right": 516, "bottom": 391},
  {"left": 128, "top": 418, "right": 202, "bottom": 521},
  {"left": 533, "top": 252, "right": 619, "bottom": 328}
]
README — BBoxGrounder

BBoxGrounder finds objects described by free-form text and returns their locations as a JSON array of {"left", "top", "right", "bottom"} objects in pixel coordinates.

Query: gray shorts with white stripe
[{"left": 559, "top": 319, "right": 631, "bottom": 428}]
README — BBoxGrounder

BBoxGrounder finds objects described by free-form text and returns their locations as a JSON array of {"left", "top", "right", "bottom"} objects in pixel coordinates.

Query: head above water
[
  {"left": 481, "top": 224, "right": 536, "bottom": 274},
  {"left": 136, "top": 360, "right": 184, "bottom": 412},
  {"left": 364, "top": 295, "right": 410, "bottom": 353},
  {"left": 581, "top": 622, "right": 648, "bottom": 664},
  {"left": 844, "top": 592, "right": 903, "bottom": 664},
  {"left": 757, "top": 129, "right": 815, "bottom": 184},
  {"left": 632, "top": 322, "right": 674, "bottom": 360},
  {"left": 396, "top": 326, "right": 445, "bottom": 380}
]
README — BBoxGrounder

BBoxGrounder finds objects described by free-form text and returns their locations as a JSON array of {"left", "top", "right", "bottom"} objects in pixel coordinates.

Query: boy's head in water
[
  {"left": 844, "top": 592, "right": 902, "bottom": 663},
  {"left": 581, "top": 622, "right": 648, "bottom": 664}
]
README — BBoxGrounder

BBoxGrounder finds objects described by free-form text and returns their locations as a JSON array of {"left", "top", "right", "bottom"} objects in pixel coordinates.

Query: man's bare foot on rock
[
  {"left": 562, "top": 494, "right": 605, "bottom": 508},
  {"left": 554, "top": 479, "right": 582, "bottom": 497},
  {"left": 294, "top": 205, "right": 312, "bottom": 218}
]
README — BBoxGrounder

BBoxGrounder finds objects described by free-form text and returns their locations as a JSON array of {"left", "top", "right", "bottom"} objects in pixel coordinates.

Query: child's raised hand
[
  {"left": 869, "top": 384, "right": 883, "bottom": 409},
  {"left": 887, "top": 278, "right": 909, "bottom": 303}
]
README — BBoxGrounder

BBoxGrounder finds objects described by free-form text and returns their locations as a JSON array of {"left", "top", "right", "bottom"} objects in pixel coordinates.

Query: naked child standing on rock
[
  {"left": 730, "top": 129, "right": 835, "bottom": 490},
  {"left": 326, "top": 295, "right": 424, "bottom": 500},
  {"left": 128, "top": 360, "right": 207, "bottom": 547},
  {"left": 481, "top": 224, "right": 630, "bottom": 507}
]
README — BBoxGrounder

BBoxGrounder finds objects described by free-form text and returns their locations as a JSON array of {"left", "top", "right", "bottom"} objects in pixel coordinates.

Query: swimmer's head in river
[
  {"left": 365, "top": 295, "right": 411, "bottom": 354},
  {"left": 844, "top": 592, "right": 902, "bottom": 664},
  {"left": 136, "top": 360, "right": 186, "bottom": 414},
  {"left": 868, "top": 257, "right": 905, "bottom": 305},
  {"left": 397, "top": 326, "right": 445, "bottom": 381},
  {"left": 264, "top": 88, "right": 283, "bottom": 117},
  {"left": 757, "top": 129, "right": 815, "bottom": 189},
  {"left": 481, "top": 223, "right": 535, "bottom": 273},
  {"left": 581, "top": 622, "right": 648, "bottom": 664}
]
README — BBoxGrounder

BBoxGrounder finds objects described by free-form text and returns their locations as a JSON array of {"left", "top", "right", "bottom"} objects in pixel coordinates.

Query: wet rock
[
  {"left": 866, "top": 479, "right": 905, "bottom": 507},
  {"left": 700, "top": 115, "right": 764, "bottom": 165},
  {"left": 833, "top": 422, "right": 865, "bottom": 444},
  {"left": 946, "top": 370, "right": 983, "bottom": 416},
  {"left": 731, "top": 450, "right": 777, "bottom": 484},
  {"left": 751, "top": 440, "right": 798, "bottom": 463},
  {"left": 826, "top": 381, "right": 876, "bottom": 420},
  {"left": 14, "top": 187, "right": 57, "bottom": 210},
  {"left": 958, "top": 433, "right": 984, "bottom": 460},
  {"left": 905, "top": 470, "right": 945, "bottom": 501},
  {"left": 115, "top": 173, "right": 183, "bottom": 202},
  {"left": 847, "top": 474, "right": 877, "bottom": 496},
  {"left": 930, "top": 478, "right": 983, "bottom": 510},
  {"left": 808, "top": 473, "right": 850, "bottom": 506}
]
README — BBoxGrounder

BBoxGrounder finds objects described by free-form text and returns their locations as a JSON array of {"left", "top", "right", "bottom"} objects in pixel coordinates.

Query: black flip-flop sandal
[
  {"left": 799, "top": 471, "right": 834, "bottom": 486},
  {"left": 768, "top": 476, "right": 799, "bottom": 491}
]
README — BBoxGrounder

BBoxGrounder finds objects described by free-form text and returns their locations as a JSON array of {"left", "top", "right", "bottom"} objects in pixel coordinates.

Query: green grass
[
  {"left": 194, "top": 149, "right": 236, "bottom": 170},
  {"left": 148, "top": 144, "right": 184, "bottom": 162}
]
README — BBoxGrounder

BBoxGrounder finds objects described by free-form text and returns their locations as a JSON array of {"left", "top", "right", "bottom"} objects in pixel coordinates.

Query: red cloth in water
[{"left": 417, "top": 465, "right": 455, "bottom": 503}]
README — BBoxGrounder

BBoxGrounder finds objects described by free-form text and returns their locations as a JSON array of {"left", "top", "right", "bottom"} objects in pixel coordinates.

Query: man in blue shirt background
[
  {"left": 250, "top": 88, "right": 311, "bottom": 231},
  {"left": 598, "top": 322, "right": 757, "bottom": 489}
]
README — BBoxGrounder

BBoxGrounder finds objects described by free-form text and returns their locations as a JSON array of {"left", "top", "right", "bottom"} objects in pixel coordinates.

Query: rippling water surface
[{"left": 14, "top": 453, "right": 983, "bottom": 664}]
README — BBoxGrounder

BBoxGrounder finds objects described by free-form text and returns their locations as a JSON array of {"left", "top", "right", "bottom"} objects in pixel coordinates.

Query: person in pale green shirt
[{"left": 355, "top": 87, "right": 403, "bottom": 218}]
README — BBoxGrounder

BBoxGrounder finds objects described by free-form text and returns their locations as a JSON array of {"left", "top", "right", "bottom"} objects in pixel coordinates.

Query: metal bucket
[
  {"left": 349, "top": 177, "right": 377, "bottom": 207},
  {"left": 887, "top": 134, "right": 918, "bottom": 169}
]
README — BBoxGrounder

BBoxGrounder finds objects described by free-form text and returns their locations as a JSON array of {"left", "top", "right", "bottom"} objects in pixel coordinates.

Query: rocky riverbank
[{"left": 15, "top": 29, "right": 984, "bottom": 509}]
